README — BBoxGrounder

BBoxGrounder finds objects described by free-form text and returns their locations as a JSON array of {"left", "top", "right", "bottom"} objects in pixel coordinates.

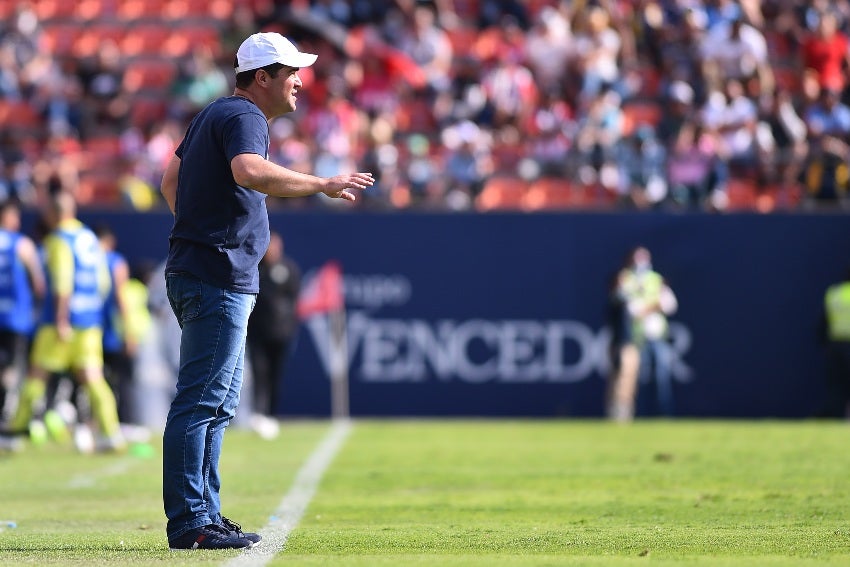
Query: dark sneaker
[
  {"left": 168, "top": 523, "right": 254, "bottom": 550},
  {"left": 220, "top": 517, "right": 262, "bottom": 546}
]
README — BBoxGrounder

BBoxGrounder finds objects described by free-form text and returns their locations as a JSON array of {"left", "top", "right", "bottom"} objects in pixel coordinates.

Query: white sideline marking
[
  {"left": 67, "top": 458, "right": 137, "bottom": 489},
  {"left": 223, "top": 419, "right": 353, "bottom": 567}
]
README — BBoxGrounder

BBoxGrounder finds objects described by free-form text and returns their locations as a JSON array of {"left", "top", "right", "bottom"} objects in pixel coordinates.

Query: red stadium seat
[
  {"left": 74, "top": 0, "right": 113, "bottom": 22},
  {"left": 117, "top": 0, "right": 167, "bottom": 21},
  {"left": 77, "top": 172, "right": 121, "bottom": 205},
  {"left": 120, "top": 24, "right": 170, "bottom": 57},
  {"left": 72, "top": 25, "right": 126, "bottom": 58},
  {"left": 163, "top": 0, "right": 215, "bottom": 19},
  {"left": 129, "top": 96, "right": 168, "bottom": 128},
  {"left": 163, "top": 25, "right": 221, "bottom": 57},
  {"left": 621, "top": 100, "right": 662, "bottom": 137},
  {"left": 40, "top": 23, "right": 82, "bottom": 55},
  {"left": 522, "top": 178, "right": 590, "bottom": 211},
  {"left": 0, "top": 0, "right": 17, "bottom": 20},
  {"left": 0, "top": 100, "right": 40, "bottom": 128},
  {"left": 123, "top": 60, "right": 177, "bottom": 92},
  {"left": 475, "top": 176, "right": 529, "bottom": 212},
  {"left": 33, "top": 0, "right": 77, "bottom": 21},
  {"left": 724, "top": 177, "right": 759, "bottom": 211},
  {"left": 79, "top": 136, "right": 123, "bottom": 170}
]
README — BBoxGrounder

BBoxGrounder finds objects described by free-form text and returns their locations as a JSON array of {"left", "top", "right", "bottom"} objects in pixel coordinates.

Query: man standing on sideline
[
  {"left": 247, "top": 231, "right": 301, "bottom": 440},
  {"left": 1, "top": 193, "right": 124, "bottom": 451},
  {"left": 621, "top": 247, "right": 678, "bottom": 416},
  {"left": 821, "top": 269, "right": 850, "bottom": 418},
  {"left": 159, "top": 32, "right": 373, "bottom": 551},
  {"left": 0, "top": 201, "right": 45, "bottom": 422}
]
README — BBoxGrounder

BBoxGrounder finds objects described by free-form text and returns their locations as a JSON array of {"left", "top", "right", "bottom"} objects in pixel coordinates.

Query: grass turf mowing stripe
[
  {"left": 223, "top": 419, "right": 352, "bottom": 567},
  {"left": 67, "top": 458, "right": 138, "bottom": 489}
]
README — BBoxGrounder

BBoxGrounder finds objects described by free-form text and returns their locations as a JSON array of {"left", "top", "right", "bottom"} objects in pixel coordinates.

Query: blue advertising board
[{"left": 75, "top": 210, "right": 850, "bottom": 418}]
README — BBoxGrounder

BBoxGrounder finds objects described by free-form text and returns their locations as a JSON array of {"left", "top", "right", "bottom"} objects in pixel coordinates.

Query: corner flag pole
[{"left": 328, "top": 305, "right": 349, "bottom": 420}]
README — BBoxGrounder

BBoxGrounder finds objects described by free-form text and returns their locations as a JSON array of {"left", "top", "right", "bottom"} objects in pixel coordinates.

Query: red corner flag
[{"left": 297, "top": 260, "right": 344, "bottom": 320}]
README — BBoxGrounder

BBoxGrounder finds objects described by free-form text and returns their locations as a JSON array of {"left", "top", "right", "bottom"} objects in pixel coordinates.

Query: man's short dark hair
[{"left": 234, "top": 59, "right": 286, "bottom": 89}]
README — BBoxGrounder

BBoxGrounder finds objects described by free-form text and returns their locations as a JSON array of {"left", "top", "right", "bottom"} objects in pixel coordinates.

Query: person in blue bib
[
  {"left": 159, "top": 32, "right": 373, "bottom": 551},
  {"left": 0, "top": 201, "right": 45, "bottom": 423}
]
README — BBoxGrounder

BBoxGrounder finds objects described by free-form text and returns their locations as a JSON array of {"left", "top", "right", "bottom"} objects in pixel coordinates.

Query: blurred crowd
[{"left": 1, "top": 0, "right": 850, "bottom": 212}]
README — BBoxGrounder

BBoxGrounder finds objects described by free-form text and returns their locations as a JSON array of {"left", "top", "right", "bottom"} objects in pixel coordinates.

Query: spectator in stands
[
  {"left": 803, "top": 86, "right": 850, "bottom": 205},
  {"left": 574, "top": 87, "right": 624, "bottom": 190},
  {"left": 480, "top": 23, "right": 538, "bottom": 128},
  {"left": 666, "top": 120, "right": 726, "bottom": 210},
  {"left": 657, "top": 80, "right": 695, "bottom": 148},
  {"left": 0, "top": 156, "right": 36, "bottom": 206},
  {"left": 527, "top": 91, "right": 573, "bottom": 178},
  {"left": 701, "top": 13, "right": 772, "bottom": 92},
  {"left": 0, "top": 44, "right": 21, "bottom": 100},
  {"left": 574, "top": 7, "right": 623, "bottom": 106},
  {"left": 616, "top": 126, "right": 667, "bottom": 210},
  {"left": 524, "top": 5, "right": 573, "bottom": 96},
  {"left": 398, "top": 4, "right": 453, "bottom": 93},
  {"left": 756, "top": 89, "right": 809, "bottom": 187},
  {"left": 700, "top": 79, "right": 759, "bottom": 178},
  {"left": 171, "top": 46, "right": 229, "bottom": 119},
  {"left": 802, "top": 10, "right": 849, "bottom": 94},
  {"left": 76, "top": 40, "right": 131, "bottom": 137}
]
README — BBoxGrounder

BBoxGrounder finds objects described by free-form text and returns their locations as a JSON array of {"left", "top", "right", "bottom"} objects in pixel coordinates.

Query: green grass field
[{"left": 1, "top": 420, "right": 849, "bottom": 566}]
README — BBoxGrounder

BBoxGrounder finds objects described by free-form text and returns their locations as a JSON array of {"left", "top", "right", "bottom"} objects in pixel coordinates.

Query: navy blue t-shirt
[{"left": 166, "top": 96, "right": 271, "bottom": 293}]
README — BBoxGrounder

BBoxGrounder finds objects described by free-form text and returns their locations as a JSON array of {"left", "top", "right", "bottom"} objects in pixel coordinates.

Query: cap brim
[
  {"left": 279, "top": 52, "right": 318, "bottom": 68},
  {"left": 235, "top": 52, "right": 318, "bottom": 74}
]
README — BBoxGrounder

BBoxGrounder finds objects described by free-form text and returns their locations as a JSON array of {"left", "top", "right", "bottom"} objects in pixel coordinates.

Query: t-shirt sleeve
[{"left": 222, "top": 111, "right": 269, "bottom": 162}]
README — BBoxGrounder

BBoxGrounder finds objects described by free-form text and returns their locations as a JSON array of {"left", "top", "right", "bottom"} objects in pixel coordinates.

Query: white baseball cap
[{"left": 235, "top": 32, "right": 317, "bottom": 74}]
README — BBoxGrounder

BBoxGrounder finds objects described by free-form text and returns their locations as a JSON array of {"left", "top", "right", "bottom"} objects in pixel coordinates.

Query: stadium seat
[
  {"left": 123, "top": 60, "right": 177, "bottom": 92},
  {"left": 0, "top": 100, "right": 40, "bottom": 129},
  {"left": 40, "top": 23, "right": 82, "bottom": 55},
  {"left": 74, "top": 0, "right": 113, "bottom": 22},
  {"left": 77, "top": 172, "right": 121, "bottom": 205},
  {"left": 120, "top": 24, "right": 171, "bottom": 57},
  {"left": 72, "top": 25, "right": 126, "bottom": 58},
  {"left": 162, "top": 25, "right": 221, "bottom": 57},
  {"left": 33, "top": 0, "right": 77, "bottom": 21},
  {"left": 621, "top": 100, "right": 662, "bottom": 137},
  {"left": 773, "top": 65, "right": 801, "bottom": 92},
  {"left": 474, "top": 176, "right": 529, "bottom": 212},
  {"left": 522, "top": 178, "right": 589, "bottom": 211},
  {"left": 208, "top": 0, "right": 235, "bottom": 20},
  {"left": 446, "top": 27, "right": 477, "bottom": 55},
  {"left": 0, "top": 0, "right": 16, "bottom": 20},
  {"left": 129, "top": 96, "right": 168, "bottom": 128},
  {"left": 163, "top": 0, "right": 216, "bottom": 19},
  {"left": 117, "top": 0, "right": 167, "bottom": 21},
  {"left": 724, "top": 177, "right": 759, "bottom": 211},
  {"left": 79, "top": 136, "right": 123, "bottom": 171}
]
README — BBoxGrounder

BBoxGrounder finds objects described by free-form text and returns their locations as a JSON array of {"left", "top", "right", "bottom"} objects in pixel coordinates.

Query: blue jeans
[
  {"left": 162, "top": 272, "right": 255, "bottom": 541},
  {"left": 640, "top": 339, "right": 674, "bottom": 416}
]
